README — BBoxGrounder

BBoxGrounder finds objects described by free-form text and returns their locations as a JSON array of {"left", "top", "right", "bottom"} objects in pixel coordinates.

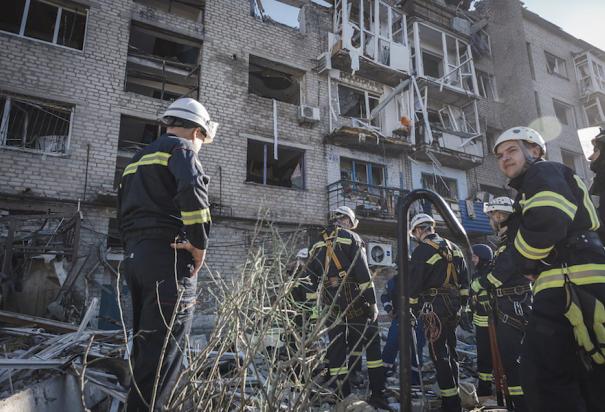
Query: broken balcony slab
[
  {"left": 329, "top": 46, "right": 410, "bottom": 87},
  {"left": 417, "top": 76, "right": 479, "bottom": 107},
  {"left": 325, "top": 125, "right": 414, "bottom": 155},
  {"left": 412, "top": 142, "right": 484, "bottom": 170}
]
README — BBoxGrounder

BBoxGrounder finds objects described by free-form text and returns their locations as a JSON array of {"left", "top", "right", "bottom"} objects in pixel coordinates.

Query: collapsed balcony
[
  {"left": 323, "top": 0, "right": 411, "bottom": 86},
  {"left": 327, "top": 179, "right": 408, "bottom": 235},
  {"left": 412, "top": 101, "right": 484, "bottom": 169}
]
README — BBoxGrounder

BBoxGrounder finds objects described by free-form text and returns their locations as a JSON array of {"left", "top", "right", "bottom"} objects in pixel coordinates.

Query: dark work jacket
[
  {"left": 408, "top": 233, "right": 469, "bottom": 305},
  {"left": 118, "top": 134, "right": 211, "bottom": 250}
]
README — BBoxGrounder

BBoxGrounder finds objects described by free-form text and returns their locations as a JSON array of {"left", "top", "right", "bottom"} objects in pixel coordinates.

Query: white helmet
[
  {"left": 161, "top": 98, "right": 219, "bottom": 143},
  {"left": 483, "top": 197, "right": 514, "bottom": 214},
  {"left": 296, "top": 248, "right": 309, "bottom": 259},
  {"left": 331, "top": 206, "right": 359, "bottom": 229},
  {"left": 493, "top": 126, "right": 546, "bottom": 156},
  {"left": 410, "top": 213, "right": 435, "bottom": 232}
]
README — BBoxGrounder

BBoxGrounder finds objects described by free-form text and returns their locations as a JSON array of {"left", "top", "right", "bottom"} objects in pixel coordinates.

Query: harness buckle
[
  {"left": 496, "top": 288, "right": 504, "bottom": 298},
  {"left": 513, "top": 301, "right": 524, "bottom": 317}
]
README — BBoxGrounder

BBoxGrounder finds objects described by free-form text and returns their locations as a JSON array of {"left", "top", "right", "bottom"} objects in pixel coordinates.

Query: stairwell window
[
  {"left": 0, "top": 93, "right": 73, "bottom": 155},
  {"left": 246, "top": 139, "right": 305, "bottom": 190},
  {"left": 1, "top": 0, "right": 87, "bottom": 50}
]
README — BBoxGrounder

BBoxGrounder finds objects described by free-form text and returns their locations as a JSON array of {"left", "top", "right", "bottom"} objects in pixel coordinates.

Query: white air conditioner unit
[
  {"left": 367, "top": 242, "right": 393, "bottom": 267},
  {"left": 298, "top": 105, "right": 320, "bottom": 123}
]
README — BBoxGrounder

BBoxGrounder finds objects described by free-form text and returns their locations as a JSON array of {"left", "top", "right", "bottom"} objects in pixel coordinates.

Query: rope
[{"left": 419, "top": 305, "right": 442, "bottom": 357}]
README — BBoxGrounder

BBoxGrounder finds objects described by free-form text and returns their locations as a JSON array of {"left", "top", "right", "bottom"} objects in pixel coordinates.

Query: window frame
[
  {"left": 552, "top": 98, "right": 575, "bottom": 127},
  {"left": 340, "top": 157, "right": 386, "bottom": 187},
  {"left": 245, "top": 139, "right": 306, "bottom": 190},
  {"left": 337, "top": 83, "right": 382, "bottom": 127},
  {"left": 0, "top": 93, "right": 74, "bottom": 156},
  {"left": 545, "top": 51, "right": 568, "bottom": 79},
  {"left": 1, "top": 0, "right": 89, "bottom": 51},
  {"left": 476, "top": 70, "right": 498, "bottom": 101},
  {"left": 421, "top": 173, "right": 459, "bottom": 201}
]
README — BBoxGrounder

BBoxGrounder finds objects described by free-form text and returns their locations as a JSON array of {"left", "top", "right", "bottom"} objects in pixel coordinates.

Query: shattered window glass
[
  {"left": 24, "top": 0, "right": 58, "bottom": 43},
  {"left": 246, "top": 140, "right": 305, "bottom": 190}
]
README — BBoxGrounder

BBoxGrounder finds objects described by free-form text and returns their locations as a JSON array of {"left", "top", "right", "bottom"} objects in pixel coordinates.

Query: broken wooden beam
[{"left": 0, "top": 309, "right": 78, "bottom": 333}]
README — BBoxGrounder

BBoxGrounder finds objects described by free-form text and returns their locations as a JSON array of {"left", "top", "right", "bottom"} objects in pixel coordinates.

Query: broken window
[
  {"left": 553, "top": 99, "right": 574, "bottom": 127},
  {"left": 125, "top": 22, "right": 201, "bottom": 101},
  {"left": 479, "top": 184, "right": 511, "bottom": 199},
  {"left": 248, "top": 55, "right": 302, "bottom": 105},
  {"left": 114, "top": 115, "right": 165, "bottom": 188},
  {"left": 584, "top": 97, "right": 605, "bottom": 126},
  {"left": 415, "top": 23, "right": 476, "bottom": 93},
  {"left": 338, "top": 84, "right": 381, "bottom": 127},
  {"left": 1, "top": 0, "right": 87, "bottom": 50},
  {"left": 340, "top": 158, "right": 385, "bottom": 187},
  {"left": 421, "top": 173, "right": 458, "bottom": 201},
  {"left": 545, "top": 52, "right": 568, "bottom": 78},
  {"left": 476, "top": 70, "right": 497, "bottom": 100},
  {"left": 133, "top": 0, "right": 205, "bottom": 22},
  {"left": 246, "top": 140, "right": 305, "bottom": 189},
  {"left": 252, "top": 0, "right": 301, "bottom": 30},
  {"left": 0, "top": 93, "right": 72, "bottom": 154}
]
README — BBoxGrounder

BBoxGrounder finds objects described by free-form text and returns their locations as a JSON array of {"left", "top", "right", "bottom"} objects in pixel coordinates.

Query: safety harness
[
  {"left": 421, "top": 238, "right": 460, "bottom": 295},
  {"left": 320, "top": 229, "right": 365, "bottom": 318}
]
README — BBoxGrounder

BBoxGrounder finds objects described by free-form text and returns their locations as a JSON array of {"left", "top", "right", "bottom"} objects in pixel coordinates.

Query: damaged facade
[{"left": 0, "top": 0, "right": 602, "bottom": 360}]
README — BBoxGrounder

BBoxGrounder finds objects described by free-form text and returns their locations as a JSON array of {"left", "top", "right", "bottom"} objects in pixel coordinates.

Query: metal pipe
[
  {"left": 397, "top": 189, "right": 471, "bottom": 412},
  {"left": 83, "top": 143, "right": 90, "bottom": 201}
]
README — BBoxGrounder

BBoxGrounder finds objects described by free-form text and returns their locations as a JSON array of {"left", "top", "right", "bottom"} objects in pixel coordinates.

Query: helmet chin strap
[{"left": 519, "top": 142, "right": 539, "bottom": 172}]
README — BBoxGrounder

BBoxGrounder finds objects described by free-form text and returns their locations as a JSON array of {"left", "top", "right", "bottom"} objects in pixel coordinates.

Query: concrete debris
[{"left": 0, "top": 298, "right": 125, "bottom": 409}]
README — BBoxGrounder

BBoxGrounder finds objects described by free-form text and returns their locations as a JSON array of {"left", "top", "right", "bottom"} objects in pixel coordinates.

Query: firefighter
[
  {"left": 474, "top": 196, "right": 531, "bottom": 411},
  {"left": 469, "top": 243, "right": 494, "bottom": 397},
  {"left": 306, "top": 206, "right": 389, "bottom": 409},
  {"left": 118, "top": 97, "right": 217, "bottom": 411},
  {"left": 490, "top": 126, "right": 605, "bottom": 411},
  {"left": 408, "top": 213, "right": 469, "bottom": 412},
  {"left": 589, "top": 127, "right": 605, "bottom": 243}
]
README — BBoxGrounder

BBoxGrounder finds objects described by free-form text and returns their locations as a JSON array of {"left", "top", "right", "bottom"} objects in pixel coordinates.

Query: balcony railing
[{"left": 327, "top": 180, "right": 408, "bottom": 221}]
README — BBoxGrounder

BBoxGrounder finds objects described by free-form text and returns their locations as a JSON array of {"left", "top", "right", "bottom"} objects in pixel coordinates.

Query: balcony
[
  {"left": 325, "top": 0, "right": 411, "bottom": 86},
  {"left": 413, "top": 128, "right": 484, "bottom": 169},
  {"left": 327, "top": 180, "right": 408, "bottom": 235},
  {"left": 410, "top": 21, "right": 480, "bottom": 106},
  {"left": 574, "top": 52, "right": 605, "bottom": 127}
]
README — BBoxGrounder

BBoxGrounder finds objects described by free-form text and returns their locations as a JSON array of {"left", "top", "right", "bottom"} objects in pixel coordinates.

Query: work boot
[{"left": 367, "top": 391, "right": 393, "bottom": 411}]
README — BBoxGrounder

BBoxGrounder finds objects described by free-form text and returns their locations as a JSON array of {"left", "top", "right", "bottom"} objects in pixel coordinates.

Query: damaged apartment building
[{"left": 0, "top": 0, "right": 604, "bottom": 344}]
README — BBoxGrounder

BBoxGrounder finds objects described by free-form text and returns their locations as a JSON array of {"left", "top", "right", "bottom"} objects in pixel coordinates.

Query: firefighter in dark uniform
[
  {"left": 118, "top": 97, "right": 217, "bottom": 411},
  {"left": 588, "top": 127, "right": 605, "bottom": 243},
  {"left": 306, "top": 206, "right": 389, "bottom": 409},
  {"left": 474, "top": 196, "right": 531, "bottom": 411},
  {"left": 469, "top": 243, "right": 494, "bottom": 397},
  {"left": 491, "top": 126, "right": 605, "bottom": 412},
  {"left": 408, "top": 213, "right": 469, "bottom": 412}
]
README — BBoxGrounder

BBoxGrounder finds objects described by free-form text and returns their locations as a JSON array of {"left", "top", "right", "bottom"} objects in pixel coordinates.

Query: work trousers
[
  {"left": 123, "top": 238, "right": 197, "bottom": 411},
  {"left": 424, "top": 297, "right": 461, "bottom": 412},
  {"left": 381, "top": 318, "right": 426, "bottom": 384},
  {"left": 347, "top": 315, "right": 386, "bottom": 395},
  {"left": 474, "top": 322, "right": 492, "bottom": 396},
  {"left": 326, "top": 312, "right": 385, "bottom": 397},
  {"left": 521, "top": 286, "right": 605, "bottom": 412},
  {"left": 494, "top": 294, "right": 530, "bottom": 411}
]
